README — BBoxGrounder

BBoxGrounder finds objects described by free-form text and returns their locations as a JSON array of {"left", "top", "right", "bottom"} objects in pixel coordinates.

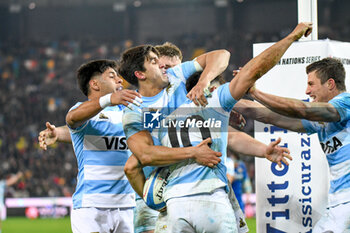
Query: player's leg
[
  {"left": 166, "top": 189, "right": 238, "bottom": 233},
  {"left": 227, "top": 184, "right": 249, "bottom": 233},
  {"left": 71, "top": 207, "right": 110, "bottom": 233},
  {"left": 313, "top": 201, "right": 350, "bottom": 233},
  {"left": 113, "top": 207, "right": 134, "bottom": 233},
  {"left": 154, "top": 210, "right": 169, "bottom": 233},
  {"left": 134, "top": 198, "right": 159, "bottom": 233}
]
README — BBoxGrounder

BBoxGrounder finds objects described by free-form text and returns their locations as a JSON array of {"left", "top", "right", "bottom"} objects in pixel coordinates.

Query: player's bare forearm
[
  {"left": 127, "top": 131, "right": 195, "bottom": 166},
  {"left": 188, "top": 49, "right": 230, "bottom": 106},
  {"left": 67, "top": 91, "right": 142, "bottom": 128},
  {"left": 227, "top": 129, "right": 266, "bottom": 158},
  {"left": 39, "top": 122, "right": 71, "bottom": 150},
  {"left": 196, "top": 49, "right": 230, "bottom": 84},
  {"left": 251, "top": 89, "right": 340, "bottom": 122},
  {"left": 127, "top": 131, "right": 221, "bottom": 167},
  {"left": 227, "top": 127, "right": 291, "bottom": 167},
  {"left": 229, "top": 22, "right": 312, "bottom": 100},
  {"left": 244, "top": 22, "right": 312, "bottom": 81},
  {"left": 234, "top": 99, "right": 306, "bottom": 132},
  {"left": 6, "top": 172, "right": 23, "bottom": 186},
  {"left": 56, "top": 125, "right": 72, "bottom": 143},
  {"left": 124, "top": 155, "right": 145, "bottom": 197},
  {"left": 66, "top": 97, "right": 103, "bottom": 128}
]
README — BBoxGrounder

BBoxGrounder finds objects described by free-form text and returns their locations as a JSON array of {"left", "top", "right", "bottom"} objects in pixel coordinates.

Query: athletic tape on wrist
[{"left": 99, "top": 93, "right": 112, "bottom": 109}]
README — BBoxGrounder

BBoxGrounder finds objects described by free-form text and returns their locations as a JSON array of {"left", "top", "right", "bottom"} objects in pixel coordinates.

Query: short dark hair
[
  {"left": 118, "top": 45, "right": 159, "bottom": 87},
  {"left": 186, "top": 71, "right": 226, "bottom": 92},
  {"left": 155, "top": 42, "right": 183, "bottom": 61},
  {"left": 77, "top": 59, "right": 118, "bottom": 96},
  {"left": 306, "top": 57, "right": 346, "bottom": 91}
]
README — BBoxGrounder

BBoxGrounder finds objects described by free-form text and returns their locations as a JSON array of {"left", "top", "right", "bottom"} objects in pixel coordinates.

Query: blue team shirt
[
  {"left": 123, "top": 60, "right": 199, "bottom": 200},
  {"left": 234, "top": 161, "right": 251, "bottom": 211},
  {"left": 68, "top": 103, "right": 135, "bottom": 209},
  {"left": 123, "top": 60, "right": 238, "bottom": 201},
  {"left": 302, "top": 92, "right": 350, "bottom": 207},
  {"left": 160, "top": 83, "right": 237, "bottom": 201}
]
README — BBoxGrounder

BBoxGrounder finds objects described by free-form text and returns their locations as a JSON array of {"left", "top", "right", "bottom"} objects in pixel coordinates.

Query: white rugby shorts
[
  {"left": 166, "top": 188, "right": 238, "bottom": 233},
  {"left": 71, "top": 207, "right": 134, "bottom": 233},
  {"left": 313, "top": 201, "right": 350, "bottom": 233},
  {"left": 134, "top": 198, "right": 159, "bottom": 233}
]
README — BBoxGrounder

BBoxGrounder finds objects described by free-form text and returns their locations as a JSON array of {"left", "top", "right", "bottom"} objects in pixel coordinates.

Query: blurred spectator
[
  {"left": 1, "top": 172, "right": 23, "bottom": 230},
  {"left": 227, "top": 151, "right": 253, "bottom": 214}
]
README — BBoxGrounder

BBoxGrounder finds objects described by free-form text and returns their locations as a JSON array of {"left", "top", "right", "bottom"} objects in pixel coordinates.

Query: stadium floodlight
[
  {"left": 214, "top": 0, "right": 227, "bottom": 8},
  {"left": 9, "top": 3, "right": 21, "bottom": 13},
  {"left": 113, "top": 2, "right": 126, "bottom": 12}
]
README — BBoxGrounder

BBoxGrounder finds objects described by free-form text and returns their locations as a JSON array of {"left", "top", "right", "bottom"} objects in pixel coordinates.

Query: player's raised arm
[
  {"left": 66, "top": 89, "right": 141, "bottom": 129},
  {"left": 227, "top": 127, "right": 291, "bottom": 167},
  {"left": 249, "top": 87, "right": 340, "bottom": 122},
  {"left": 187, "top": 49, "right": 230, "bottom": 106},
  {"left": 229, "top": 22, "right": 313, "bottom": 101},
  {"left": 233, "top": 99, "right": 307, "bottom": 132}
]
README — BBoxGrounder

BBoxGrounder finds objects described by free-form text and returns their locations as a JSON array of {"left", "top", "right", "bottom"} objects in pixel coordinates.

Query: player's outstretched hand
[
  {"left": 290, "top": 22, "right": 313, "bottom": 41},
  {"left": 194, "top": 138, "right": 222, "bottom": 168},
  {"left": 16, "top": 171, "right": 24, "bottom": 180},
  {"left": 38, "top": 122, "right": 58, "bottom": 150},
  {"left": 111, "top": 89, "right": 142, "bottom": 110},
  {"left": 264, "top": 137, "right": 292, "bottom": 167},
  {"left": 187, "top": 81, "right": 209, "bottom": 107}
]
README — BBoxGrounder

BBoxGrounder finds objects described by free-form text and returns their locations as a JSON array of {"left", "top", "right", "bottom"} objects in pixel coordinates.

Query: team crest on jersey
[
  {"left": 317, "top": 121, "right": 327, "bottom": 126},
  {"left": 165, "top": 83, "right": 173, "bottom": 93},
  {"left": 99, "top": 113, "right": 109, "bottom": 120},
  {"left": 239, "top": 217, "right": 246, "bottom": 227}
]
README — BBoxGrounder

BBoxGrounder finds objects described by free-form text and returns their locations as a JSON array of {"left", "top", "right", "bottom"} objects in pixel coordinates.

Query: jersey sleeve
[
  {"left": 122, "top": 107, "right": 143, "bottom": 139},
  {"left": 301, "top": 119, "right": 320, "bottom": 135},
  {"left": 66, "top": 102, "right": 89, "bottom": 133},
  {"left": 329, "top": 93, "right": 350, "bottom": 122},
  {"left": 302, "top": 93, "right": 350, "bottom": 135},
  {"left": 166, "top": 60, "right": 202, "bottom": 83},
  {"left": 217, "top": 83, "right": 238, "bottom": 112}
]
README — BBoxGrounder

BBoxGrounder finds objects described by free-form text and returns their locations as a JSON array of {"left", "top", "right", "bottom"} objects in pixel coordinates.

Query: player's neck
[
  {"left": 332, "top": 89, "right": 344, "bottom": 98},
  {"left": 138, "top": 83, "right": 164, "bottom": 97},
  {"left": 87, "top": 91, "right": 104, "bottom": 100}
]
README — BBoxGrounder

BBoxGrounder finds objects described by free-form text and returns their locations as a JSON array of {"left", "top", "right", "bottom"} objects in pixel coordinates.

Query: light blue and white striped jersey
[
  {"left": 123, "top": 60, "right": 202, "bottom": 199},
  {"left": 302, "top": 92, "right": 350, "bottom": 207},
  {"left": 122, "top": 59, "right": 237, "bottom": 201},
  {"left": 160, "top": 83, "right": 237, "bottom": 201},
  {"left": 68, "top": 103, "right": 135, "bottom": 209}
]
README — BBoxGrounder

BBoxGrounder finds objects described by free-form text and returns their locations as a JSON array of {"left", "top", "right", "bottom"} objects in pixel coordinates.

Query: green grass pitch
[{"left": 3, "top": 216, "right": 257, "bottom": 232}]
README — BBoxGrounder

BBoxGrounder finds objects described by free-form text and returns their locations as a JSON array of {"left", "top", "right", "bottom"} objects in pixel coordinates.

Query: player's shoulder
[
  {"left": 331, "top": 92, "right": 350, "bottom": 102},
  {"left": 167, "top": 61, "right": 197, "bottom": 80},
  {"left": 68, "top": 102, "right": 83, "bottom": 112},
  {"left": 329, "top": 92, "right": 350, "bottom": 118}
]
